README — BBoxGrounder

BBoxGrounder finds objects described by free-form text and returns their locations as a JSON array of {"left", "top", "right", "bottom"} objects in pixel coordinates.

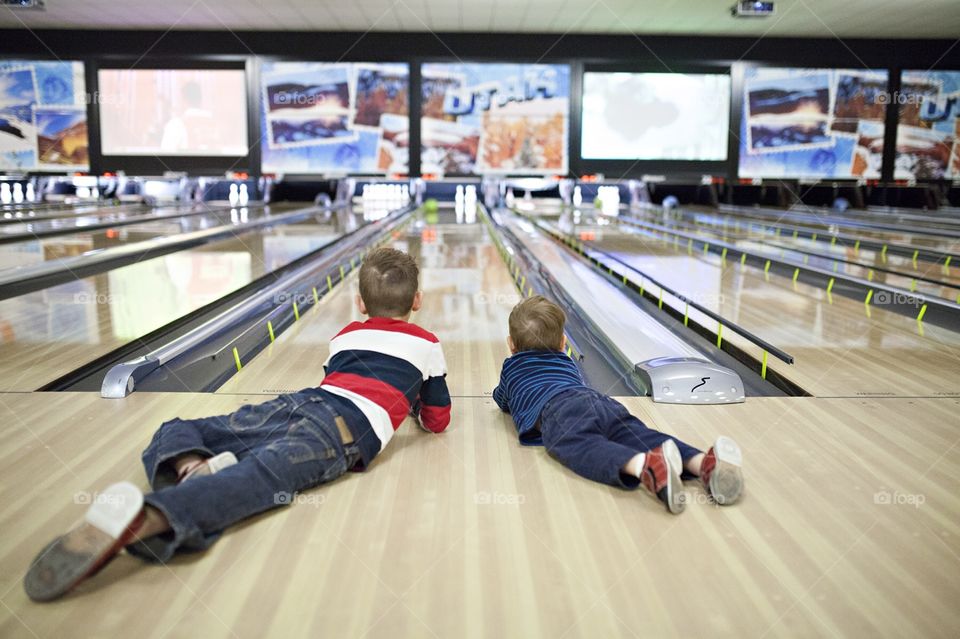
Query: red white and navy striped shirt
[{"left": 319, "top": 317, "right": 451, "bottom": 467}]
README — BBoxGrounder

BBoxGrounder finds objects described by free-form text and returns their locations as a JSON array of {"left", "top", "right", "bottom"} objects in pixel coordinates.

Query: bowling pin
[
  {"left": 25, "top": 183, "right": 35, "bottom": 202},
  {"left": 573, "top": 186, "right": 582, "bottom": 207},
  {"left": 13, "top": 183, "right": 23, "bottom": 204},
  {"left": 229, "top": 183, "right": 239, "bottom": 206},
  {"left": 239, "top": 184, "right": 249, "bottom": 206},
  {"left": 1, "top": 183, "right": 10, "bottom": 205}
]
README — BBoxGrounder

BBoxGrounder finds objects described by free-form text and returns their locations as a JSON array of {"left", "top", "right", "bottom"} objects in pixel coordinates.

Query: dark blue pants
[
  {"left": 540, "top": 387, "right": 701, "bottom": 489},
  {"left": 130, "top": 388, "right": 360, "bottom": 563}
]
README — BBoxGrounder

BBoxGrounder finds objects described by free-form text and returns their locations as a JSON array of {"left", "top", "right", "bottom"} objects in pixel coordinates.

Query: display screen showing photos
[
  {"left": 260, "top": 62, "right": 409, "bottom": 174},
  {"left": 894, "top": 70, "right": 960, "bottom": 180},
  {"left": 99, "top": 69, "right": 248, "bottom": 156},
  {"left": 581, "top": 72, "right": 730, "bottom": 161},
  {"left": 738, "top": 67, "right": 889, "bottom": 179},
  {"left": 0, "top": 60, "right": 89, "bottom": 171},
  {"left": 420, "top": 63, "right": 569, "bottom": 175}
]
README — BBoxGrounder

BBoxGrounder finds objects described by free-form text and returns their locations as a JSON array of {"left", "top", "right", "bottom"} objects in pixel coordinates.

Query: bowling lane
[
  {"left": 702, "top": 205, "right": 960, "bottom": 251},
  {"left": 0, "top": 200, "right": 154, "bottom": 224},
  {"left": 0, "top": 209, "right": 363, "bottom": 392},
  {"left": 218, "top": 213, "right": 515, "bottom": 397},
  {"left": 0, "top": 200, "right": 248, "bottom": 236},
  {"left": 543, "top": 213, "right": 960, "bottom": 397},
  {"left": 606, "top": 210, "right": 960, "bottom": 299},
  {"left": 0, "top": 203, "right": 300, "bottom": 271}
]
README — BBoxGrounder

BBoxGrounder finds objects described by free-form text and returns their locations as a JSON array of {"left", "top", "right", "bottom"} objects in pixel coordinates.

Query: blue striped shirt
[{"left": 492, "top": 350, "right": 587, "bottom": 445}]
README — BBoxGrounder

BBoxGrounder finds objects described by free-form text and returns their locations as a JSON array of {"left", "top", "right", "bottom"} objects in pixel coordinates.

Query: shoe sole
[
  {"left": 24, "top": 482, "right": 143, "bottom": 602},
  {"left": 661, "top": 439, "right": 686, "bottom": 515},
  {"left": 709, "top": 436, "right": 743, "bottom": 506},
  {"left": 180, "top": 452, "right": 238, "bottom": 482}
]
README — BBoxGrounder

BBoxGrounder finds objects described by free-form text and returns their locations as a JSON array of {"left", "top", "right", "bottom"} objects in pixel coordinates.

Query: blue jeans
[
  {"left": 129, "top": 388, "right": 360, "bottom": 563},
  {"left": 540, "top": 387, "right": 702, "bottom": 489}
]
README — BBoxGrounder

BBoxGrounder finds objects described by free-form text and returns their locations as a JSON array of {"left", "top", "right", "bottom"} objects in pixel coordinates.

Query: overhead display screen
[
  {"left": 259, "top": 62, "right": 409, "bottom": 174},
  {"left": 581, "top": 72, "right": 730, "bottom": 161},
  {"left": 894, "top": 70, "right": 960, "bottom": 180},
  {"left": 0, "top": 60, "right": 89, "bottom": 171},
  {"left": 420, "top": 63, "right": 570, "bottom": 176},
  {"left": 738, "top": 67, "right": 889, "bottom": 179},
  {"left": 98, "top": 69, "right": 249, "bottom": 156}
]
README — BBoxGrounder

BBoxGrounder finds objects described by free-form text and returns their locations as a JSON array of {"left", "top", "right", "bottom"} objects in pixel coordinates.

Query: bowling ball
[{"left": 424, "top": 198, "right": 439, "bottom": 213}]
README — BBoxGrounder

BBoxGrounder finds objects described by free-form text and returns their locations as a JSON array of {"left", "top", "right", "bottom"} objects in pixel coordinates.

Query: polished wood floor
[
  {"left": 0, "top": 392, "right": 958, "bottom": 638},
  {"left": 2, "top": 216, "right": 959, "bottom": 638}
]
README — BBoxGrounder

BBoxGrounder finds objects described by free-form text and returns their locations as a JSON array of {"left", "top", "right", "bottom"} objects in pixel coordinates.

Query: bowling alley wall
[{"left": 1, "top": 29, "right": 959, "bottom": 182}]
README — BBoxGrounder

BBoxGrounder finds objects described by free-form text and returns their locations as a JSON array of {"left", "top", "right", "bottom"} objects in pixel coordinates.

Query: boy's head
[
  {"left": 508, "top": 295, "right": 566, "bottom": 353},
  {"left": 357, "top": 247, "right": 422, "bottom": 318}
]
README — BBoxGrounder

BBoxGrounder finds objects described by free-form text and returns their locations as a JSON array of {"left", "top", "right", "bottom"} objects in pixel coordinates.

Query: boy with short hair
[
  {"left": 493, "top": 295, "right": 742, "bottom": 513},
  {"left": 25, "top": 248, "right": 451, "bottom": 601}
]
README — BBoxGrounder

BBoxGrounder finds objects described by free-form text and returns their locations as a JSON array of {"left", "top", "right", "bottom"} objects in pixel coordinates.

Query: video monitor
[
  {"left": 894, "top": 70, "right": 960, "bottom": 180},
  {"left": 259, "top": 62, "right": 409, "bottom": 174},
  {"left": 737, "top": 67, "right": 889, "bottom": 179},
  {"left": 98, "top": 68, "right": 248, "bottom": 156},
  {"left": 0, "top": 60, "right": 89, "bottom": 171},
  {"left": 581, "top": 72, "right": 730, "bottom": 161},
  {"left": 420, "top": 63, "right": 570, "bottom": 176}
]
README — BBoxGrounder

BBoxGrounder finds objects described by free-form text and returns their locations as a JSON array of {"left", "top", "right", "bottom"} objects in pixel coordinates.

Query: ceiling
[{"left": 1, "top": 0, "right": 958, "bottom": 39}]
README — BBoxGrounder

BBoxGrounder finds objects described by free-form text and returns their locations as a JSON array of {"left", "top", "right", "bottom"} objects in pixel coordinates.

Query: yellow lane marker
[
  {"left": 864, "top": 289, "right": 874, "bottom": 305},
  {"left": 912, "top": 250, "right": 919, "bottom": 268},
  {"left": 854, "top": 239, "right": 860, "bottom": 254},
  {"left": 684, "top": 303, "right": 689, "bottom": 326},
  {"left": 917, "top": 304, "right": 928, "bottom": 324},
  {"left": 811, "top": 233, "right": 818, "bottom": 242},
  {"left": 910, "top": 279, "right": 917, "bottom": 292},
  {"left": 721, "top": 247, "right": 728, "bottom": 262},
  {"left": 740, "top": 253, "right": 747, "bottom": 266},
  {"left": 658, "top": 288, "right": 663, "bottom": 309},
  {"left": 827, "top": 277, "right": 835, "bottom": 294},
  {"left": 831, "top": 236, "right": 836, "bottom": 246},
  {"left": 312, "top": 287, "right": 319, "bottom": 305},
  {"left": 687, "top": 239, "right": 693, "bottom": 255},
  {"left": 793, "top": 229, "right": 799, "bottom": 239},
  {"left": 867, "top": 269, "right": 874, "bottom": 281},
  {"left": 881, "top": 245, "right": 888, "bottom": 263},
  {"left": 528, "top": 286, "right": 534, "bottom": 297},
  {"left": 340, "top": 265, "right": 345, "bottom": 280},
  {"left": 232, "top": 347, "right": 242, "bottom": 371},
  {"left": 293, "top": 301, "right": 300, "bottom": 321},
  {"left": 716, "top": 323, "right": 723, "bottom": 349},
  {"left": 520, "top": 275, "right": 526, "bottom": 289},
  {"left": 327, "top": 275, "right": 333, "bottom": 292},
  {"left": 267, "top": 321, "right": 275, "bottom": 343},
  {"left": 792, "top": 268, "right": 800, "bottom": 283},
  {"left": 761, "top": 351, "right": 768, "bottom": 379}
]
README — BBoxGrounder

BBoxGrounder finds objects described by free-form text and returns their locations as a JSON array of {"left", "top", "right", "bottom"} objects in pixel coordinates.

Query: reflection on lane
[{"left": 0, "top": 207, "right": 364, "bottom": 392}]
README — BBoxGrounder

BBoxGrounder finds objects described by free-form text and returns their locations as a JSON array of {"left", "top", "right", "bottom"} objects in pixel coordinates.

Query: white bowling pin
[
  {"left": 13, "top": 183, "right": 23, "bottom": 204},
  {"left": 0, "top": 183, "right": 11, "bottom": 204},
  {"left": 239, "top": 184, "right": 249, "bottom": 206},
  {"left": 25, "top": 183, "right": 35, "bottom": 202},
  {"left": 229, "top": 183, "right": 239, "bottom": 206}
]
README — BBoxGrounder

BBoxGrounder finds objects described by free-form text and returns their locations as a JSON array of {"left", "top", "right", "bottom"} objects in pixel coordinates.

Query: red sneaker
[
  {"left": 24, "top": 482, "right": 146, "bottom": 602},
  {"left": 640, "top": 439, "right": 686, "bottom": 514},
  {"left": 701, "top": 436, "right": 743, "bottom": 505}
]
